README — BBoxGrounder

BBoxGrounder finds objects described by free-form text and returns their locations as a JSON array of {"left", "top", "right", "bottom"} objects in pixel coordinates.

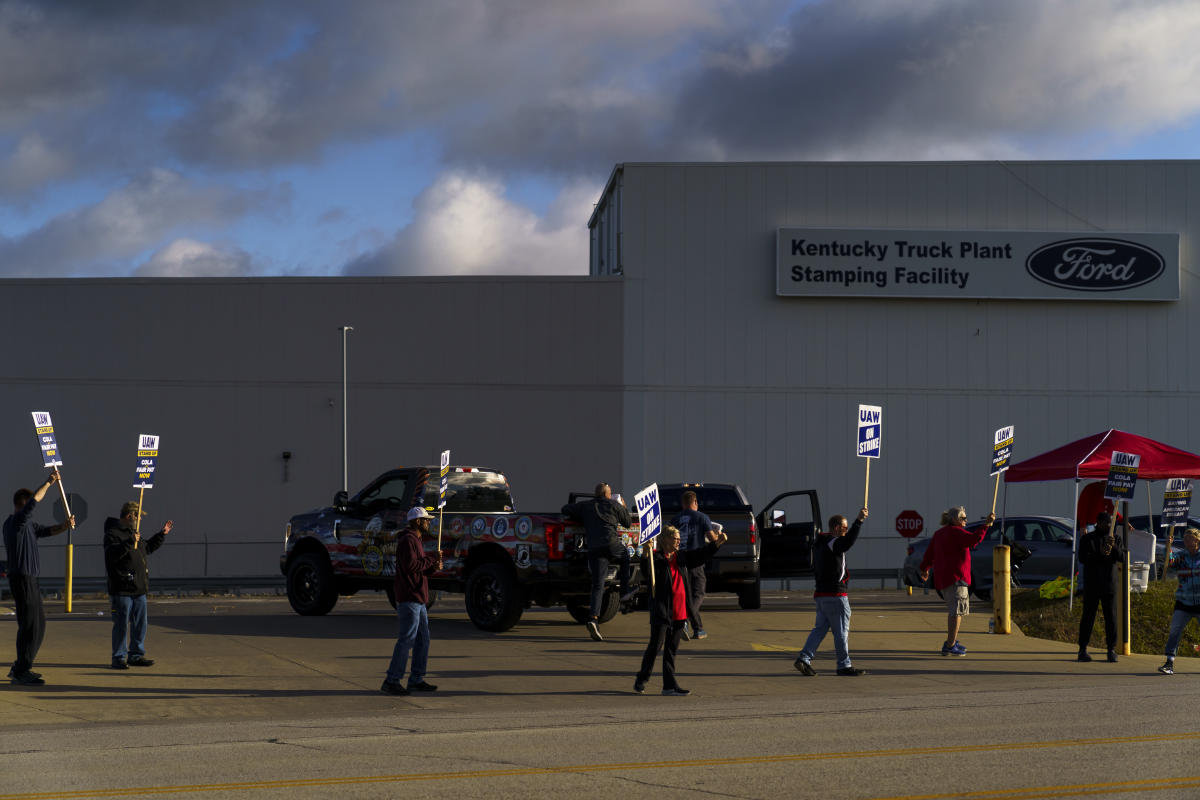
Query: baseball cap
[{"left": 407, "top": 506, "right": 433, "bottom": 522}]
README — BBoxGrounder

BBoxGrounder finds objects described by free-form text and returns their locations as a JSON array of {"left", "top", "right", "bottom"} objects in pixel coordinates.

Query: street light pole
[{"left": 339, "top": 325, "right": 353, "bottom": 493}]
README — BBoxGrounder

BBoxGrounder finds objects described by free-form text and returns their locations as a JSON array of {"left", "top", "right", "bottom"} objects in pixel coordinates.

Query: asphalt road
[{"left": 1, "top": 590, "right": 1197, "bottom": 799}]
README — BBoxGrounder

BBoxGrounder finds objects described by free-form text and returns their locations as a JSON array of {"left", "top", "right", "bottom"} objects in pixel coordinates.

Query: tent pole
[{"left": 1069, "top": 477, "right": 1081, "bottom": 611}]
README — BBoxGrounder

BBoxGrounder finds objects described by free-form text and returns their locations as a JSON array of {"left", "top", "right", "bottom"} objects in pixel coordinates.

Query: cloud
[
  {"left": 344, "top": 171, "right": 593, "bottom": 276},
  {"left": 0, "top": 133, "right": 71, "bottom": 196},
  {"left": 135, "top": 238, "right": 253, "bottom": 277},
  {"left": 0, "top": 168, "right": 282, "bottom": 276}
]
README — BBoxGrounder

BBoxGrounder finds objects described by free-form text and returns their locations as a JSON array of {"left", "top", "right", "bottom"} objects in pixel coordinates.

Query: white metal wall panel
[{"left": 617, "top": 161, "right": 1200, "bottom": 572}]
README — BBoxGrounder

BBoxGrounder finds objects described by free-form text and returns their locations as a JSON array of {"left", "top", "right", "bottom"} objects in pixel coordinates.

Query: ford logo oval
[{"left": 1025, "top": 238, "right": 1164, "bottom": 291}]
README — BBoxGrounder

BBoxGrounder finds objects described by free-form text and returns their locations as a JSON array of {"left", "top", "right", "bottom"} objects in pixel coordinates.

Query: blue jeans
[
  {"left": 798, "top": 596, "right": 852, "bottom": 669},
  {"left": 385, "top": 602, "right": 430, "bottom": 686},
  {"left": 1165, "top": 609, "right": 1200, "bottom": 657},
  {"left": 587, "top": 539, "right": 631, "bottom": 619},
  {"left": 111, "top": 594, "right": 148, "bottom": 660}
]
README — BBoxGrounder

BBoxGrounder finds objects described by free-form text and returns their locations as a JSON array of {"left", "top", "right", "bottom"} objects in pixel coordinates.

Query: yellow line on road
[
  {"left": 3, "top": 731, "right": 1198, "bottom": 799},
  {"left": 867, "top": 775, "right": 1200, "bottom": 799}
]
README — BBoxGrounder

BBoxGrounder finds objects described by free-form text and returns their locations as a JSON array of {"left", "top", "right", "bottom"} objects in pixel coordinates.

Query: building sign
[{"left": 776, "top": 228, "right": 1179, "bottom": 300}]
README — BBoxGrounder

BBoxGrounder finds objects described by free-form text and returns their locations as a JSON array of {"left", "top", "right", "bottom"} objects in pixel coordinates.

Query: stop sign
[{"left": 896, "top": 510, "right": 924, "bottom": 538}]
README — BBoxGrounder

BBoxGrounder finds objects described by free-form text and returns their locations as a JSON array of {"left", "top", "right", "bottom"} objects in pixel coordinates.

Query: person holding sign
[
  {"left": 562, "top": 483, "right": 637, "bottom": 642},
  {"left": 381, "top": 507, "right": 443, "bottom": 696},
  {"left": 3, "top": 469, "right": 74, "bottom": 685},
  {"left": 633, "top": 523, "right": 727, "bottom": 696},
  {"left": 1076, "top": 512, "right": 1124, "bottom": 663},
  {"left": 103, "top": 502, "right": 173, "bottom": 669},
  {"left": 794, "top": 508, "right": 869, "bottom": 677},
  {"left": 1158, "top": 529, "right": 1200, "bottom": 675},
  {"left": 919, "top": 507, "right": 996, "bottom": 657}
]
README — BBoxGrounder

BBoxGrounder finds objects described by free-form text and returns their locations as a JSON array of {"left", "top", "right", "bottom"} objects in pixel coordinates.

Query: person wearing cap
[
  {"left": 4, "top": 468, "right": 75, "bottom": 686},
  {"left": 103, "top": 500, "right": 173, "bottom": 669},
  {"left": 1076, "top": 511, "right": 1124, "bottom": 663},
  {"left": 381, "top": 506, "right": 443, "bottom": 696},
  {"left": 561, "top": 482, "right": 637, "bottom": 642},
  {"left": 1158, "top": 528, "right": 1200, "bottom": 675},
  {"left": 919, "top": 506, "right": 996, "bottom": 657}
]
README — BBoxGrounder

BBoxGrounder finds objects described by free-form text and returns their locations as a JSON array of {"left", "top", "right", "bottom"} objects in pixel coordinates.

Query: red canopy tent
[
  {"left": 1004, "top": 429, "right": 1200, "bottom": 483},
  {"left": 1003, "top": 429, "right": 1200, "bottom": 609}
]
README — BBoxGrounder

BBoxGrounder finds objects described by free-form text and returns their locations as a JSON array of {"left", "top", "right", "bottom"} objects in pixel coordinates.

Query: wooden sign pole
[{"left": 863, "top": 458, "right": 871, "bottom": 507}]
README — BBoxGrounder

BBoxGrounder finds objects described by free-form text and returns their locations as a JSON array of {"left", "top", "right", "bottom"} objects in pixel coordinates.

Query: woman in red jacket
[{"left": 919, "top": 506, "right": 996, "bottom": 657}]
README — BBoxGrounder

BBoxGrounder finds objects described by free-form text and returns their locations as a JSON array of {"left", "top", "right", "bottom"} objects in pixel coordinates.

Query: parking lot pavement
[{"left": 0, "top": 588, "right": 1177, "bottom": 730}]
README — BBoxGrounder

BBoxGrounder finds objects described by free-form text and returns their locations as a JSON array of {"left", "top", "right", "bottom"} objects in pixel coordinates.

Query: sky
[{"left": 2, "top": 0, "right": 1200, "bottom": 279}]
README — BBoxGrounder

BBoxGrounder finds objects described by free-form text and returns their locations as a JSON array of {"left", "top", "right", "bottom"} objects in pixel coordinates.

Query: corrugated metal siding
[{"left": 616, "top": 161, "right": 1200, "bottom": 571}]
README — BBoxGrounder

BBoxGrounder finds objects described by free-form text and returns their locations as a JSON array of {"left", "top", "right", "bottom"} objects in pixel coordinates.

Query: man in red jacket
[
  {"left": 381, "top": 507, "right": 443, "bottom": 696},
  {"left": 919, "top": 506, "right": 996, "bottom": 657}
]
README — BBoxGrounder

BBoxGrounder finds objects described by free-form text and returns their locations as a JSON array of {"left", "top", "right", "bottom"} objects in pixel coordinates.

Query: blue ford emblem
[{"left": 1025, "top": 238, "right": 1164, "bottom": 291}]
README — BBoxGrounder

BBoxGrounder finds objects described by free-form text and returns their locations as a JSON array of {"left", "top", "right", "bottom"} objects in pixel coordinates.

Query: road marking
[
  {"left": 3, "top": 731, "right": 1198, "bottom": 799},
  {"left": 750, "top": 643, "right": 794, "bottom": 652},
  {"left": 866, "top": 775, "right": 1200, "bottom": 799}
]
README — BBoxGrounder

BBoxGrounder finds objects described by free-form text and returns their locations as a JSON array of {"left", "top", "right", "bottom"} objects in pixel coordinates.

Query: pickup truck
[
  {"left": 280, "top": 466, "right": 641, "bottom": 632},
  {"left": 658, "top": 483, "right": 823, "bottom": 609}
]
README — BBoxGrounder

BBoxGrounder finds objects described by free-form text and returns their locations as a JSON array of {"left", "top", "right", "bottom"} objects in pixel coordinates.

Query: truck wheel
[
  {"left": 738, "top": 580, "right": 762, "bottom": 610},
  {"left": 596, "top": 589, "right": 621, "bottom": 623},
  {"left": 566, "top": 598, "right": 591, "bottom": 624},
  {"left": 465, "top": 562, "right": 524, "bottom": 632},
  {"left": 287, "top": 553, "right": 338, "bottom": 616}
]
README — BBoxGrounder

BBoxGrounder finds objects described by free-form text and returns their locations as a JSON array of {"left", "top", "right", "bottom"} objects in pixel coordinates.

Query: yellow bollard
[
  {"left": 907, "top": 585, "right": 913, "bottom": 596},
  {"left": 64, "top": 542, "right": 73, "bottom": 613},
  {"left": 992, "top": 545, "right": 1011, "bottom": 634}
]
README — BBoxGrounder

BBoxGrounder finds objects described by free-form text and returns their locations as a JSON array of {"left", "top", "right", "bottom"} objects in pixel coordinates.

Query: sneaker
[
  {"left": 408, "top": 681, "right": 438, "bottom": 692},
  {"left": 941, "top": 641, "right": 967, "bottom": 656},
  {"left": 680, "top": 624, "right": 691, "bottom": 641},
  {"left": 694, "top": 629, "right": 708, "bottom": 640},
  {"left": 661, "top": 687, "right": 691, "bottom": 696},
  {"left": 10, "top": 671, "right": 44, "bottom": 686},
  {"left": 127, "top": 656, "right": 155, "bottom": 667},
  {"left": 6, "top": 668, "right": 41, "bottom": 679},
  {"left": 1158, "top": 660, "right": 1175, "bottom": 675},
  {"left": 1106, "top": 650, "right": 1119, "bottom": 663},
  {"left": 633, "top": 679, "right": 646, "bottom": 694},
  {"left": 1076, "top": 651, "right": 1093, "bottom": 662},
  {"left": 586, "top": 620, "right": 603, "bottom": 642},
  {"left": 111, "top": 659, "right": 129, "bottom": 670},
  {"left": 794, "top": 658, "right": 816, "bottom": 676},
  {"left": 380, "top": 680, "right": 409, "bottom": 696},
  {"left": 836, "top": 667, "right": 867, "bottom": 676}
]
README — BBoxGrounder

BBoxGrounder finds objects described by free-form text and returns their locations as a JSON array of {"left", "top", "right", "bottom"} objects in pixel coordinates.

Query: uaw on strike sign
[
  {"left": 857, "top": 405, "right": 881, "bottom": 458},
  {"left": 134, "top": 434, "right": 159, "bottom": 489}
]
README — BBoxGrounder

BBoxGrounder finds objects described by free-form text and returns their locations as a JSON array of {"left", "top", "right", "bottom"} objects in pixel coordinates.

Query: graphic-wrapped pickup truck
[{"left": 281, "top": 466, "right": 641, "bottom": 631}]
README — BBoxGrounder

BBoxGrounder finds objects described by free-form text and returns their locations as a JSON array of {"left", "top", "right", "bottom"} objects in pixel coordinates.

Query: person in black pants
[
  {"left": 634, "top": 524, "right": 727, "bottom": 696},
  {"left": 2, "top": 469, "right": 75, "bottom": 686},
  {"left": 1078, "top": 512, "right": 1124, "bottom": 663},
  {"left": 562, "top": 483, "right": 638, "bottom": 642}
]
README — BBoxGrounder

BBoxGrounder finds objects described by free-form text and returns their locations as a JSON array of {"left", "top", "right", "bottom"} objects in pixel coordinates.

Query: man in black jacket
[
  {"left": 103, "top": 501, "right": 173, "bottom": 669},
  {"left": 634, "top": 524, "right": 728, "bottom": 695},
  {"left": 794, "top": 508, "right": 868, "bottom": 677},
  {"left": 562, "top": 483, "right": 638, "bottom": 642},
  {"left": 1077, "top": 511, "right": 1124, "bottom": 663}
]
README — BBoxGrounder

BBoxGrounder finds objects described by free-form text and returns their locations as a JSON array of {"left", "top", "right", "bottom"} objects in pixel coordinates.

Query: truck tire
[
  {"left": 465, "top": 562, "right": 524, "bottom": 632},
  {"left": 738, "top": 579, "right": 762, "bottom": 610},
  {"left": 566, "top": 598, "right": 591, "bottom": 624},
  {"left": 287, "top": 552, "right": 338, "bottom": 616}
]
